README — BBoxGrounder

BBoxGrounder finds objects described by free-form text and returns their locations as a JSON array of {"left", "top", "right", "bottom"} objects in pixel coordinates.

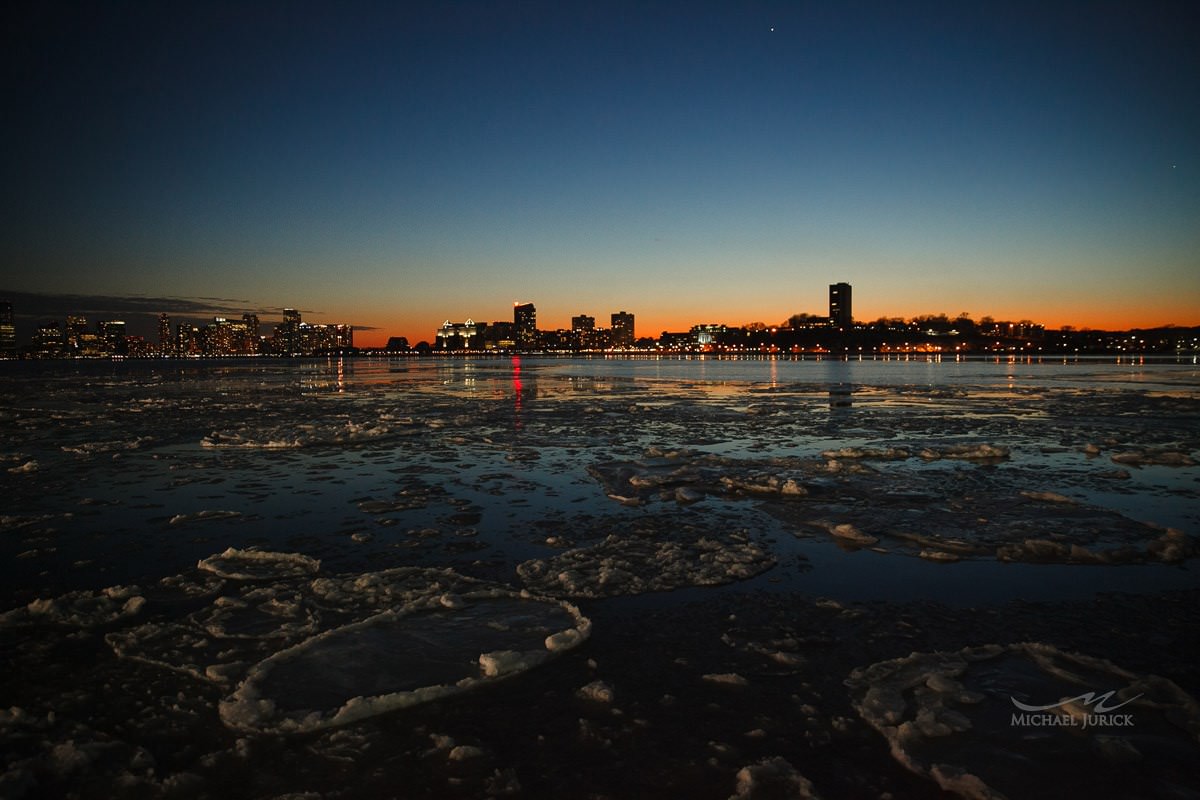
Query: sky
[{"left": 3, "top": 1, "right": 1198, "bottom": 346}]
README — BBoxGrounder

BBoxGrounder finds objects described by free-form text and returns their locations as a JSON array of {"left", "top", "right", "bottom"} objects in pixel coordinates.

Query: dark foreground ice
[{"left": 1, "top": 356, "right": 1197, "bottom": 798}]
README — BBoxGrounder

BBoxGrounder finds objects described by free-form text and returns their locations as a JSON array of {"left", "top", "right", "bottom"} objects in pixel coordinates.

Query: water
[{"left": 1, "top": 355, "right": 1197, "bottom": 798}]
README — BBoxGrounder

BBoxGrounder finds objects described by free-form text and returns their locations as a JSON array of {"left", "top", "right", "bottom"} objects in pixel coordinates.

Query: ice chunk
[
  {"left": 447, "top": 745, "right": 486, "bottom": 761},
  {"left": 1110, "top": 449, "right": 1196, "bottom": 467},
  {"left": 576, "top": 680, "right": 615, "bottom": 704},
  {"left": 545, "top": 627, "right": 587, "bottom": 651},
  {"left": 820, "top": 446, "right": 909, "bottom": 460},
  {"left": 729, "top": 756, "right": 821, "bottom": 800},
  {"left": 479, "top": 649, "right": 532, "bottom": 678},
  {"left": 780, "top": 479, "right": 807, "bottom": 496},
  {"left": 918, "top": 444, "right": 1010, "bottom": 460},
  {"left": 825, "top": 523, "right": 878, "bottom": 546},
  {"left": 702, "top": 673, "right": 748, "bottom": 686},
  {"left": 169, "top": 510, "right": 242, "bottom": 525},
  {"left": 1019, "top": 490, "right": 1076, "bottom": 504}
]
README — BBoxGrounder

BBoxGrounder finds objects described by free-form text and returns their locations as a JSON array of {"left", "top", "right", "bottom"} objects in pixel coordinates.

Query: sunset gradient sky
[{"left": 4, "top": 1, "right": 1198, "bottom": 346}]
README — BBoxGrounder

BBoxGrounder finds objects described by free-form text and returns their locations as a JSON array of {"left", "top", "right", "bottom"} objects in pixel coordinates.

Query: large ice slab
[{"left": 220, "top": 592, "right": 590, "bottom": 734}]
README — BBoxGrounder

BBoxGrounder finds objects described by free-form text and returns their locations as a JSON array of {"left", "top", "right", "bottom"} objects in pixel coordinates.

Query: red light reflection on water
[{"left": 511, "top": 356, "right": 523, "bottom": 428}]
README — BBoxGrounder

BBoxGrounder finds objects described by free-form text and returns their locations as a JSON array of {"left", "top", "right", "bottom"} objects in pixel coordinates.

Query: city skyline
[
  {"left": 4, "top": 3, "right": 1198, "bottom": 347},
  {"left": 3, "top": 279, "right": 1199, "bottom": 352},
  {"left": 5, "top": 282, "right": 1198, "bottom": 360}
]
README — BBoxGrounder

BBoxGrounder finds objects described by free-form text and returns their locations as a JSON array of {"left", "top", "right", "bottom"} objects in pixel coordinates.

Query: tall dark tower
[
  {"left": 829, "top": 283, "right": 852, "bottom": 330},
  {"left": 277, "top": 308, "right": 302, "bottom": 353},
  {"left": 611, "top": 311, "right": 634, "bottom": 347},
  {"left": 514, "top": 302, "right": 537, "bottom": 348},
  {"left": 158, "top": 314, "right": 172, "bottom": 355},
  {"left": 0, "top": 301, "right": 16, "bottom": 354}
]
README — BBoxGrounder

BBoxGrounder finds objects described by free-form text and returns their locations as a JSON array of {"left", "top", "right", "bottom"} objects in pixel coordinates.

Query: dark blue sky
[{"left": 4, "top": 1, "right": 1197, "bottom": 342}]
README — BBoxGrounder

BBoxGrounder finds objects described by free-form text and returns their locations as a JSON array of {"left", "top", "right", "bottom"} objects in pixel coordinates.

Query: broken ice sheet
[
  {"left": 846, "top": 642, "right": 1200, "bottom": 799},
  {"left": 0, "top": 584, "right": 146, "bottom": 629},
  {"left": 517, "top": 530, "right": 775, "bottom": 598},
  {"left": 200, "top": 414, "right": 421, "bottom": 449},
  {"left": 52, "top": 548, "right": 592, "bottom": 735},
  {"left": 772, "top": 484, "right": 1198, "bottom": 565}
]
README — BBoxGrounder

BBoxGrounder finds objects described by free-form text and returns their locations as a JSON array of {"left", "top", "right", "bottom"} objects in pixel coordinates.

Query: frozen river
[{"left": 2, "top": 355, "right": 1198, "bottom": 798}]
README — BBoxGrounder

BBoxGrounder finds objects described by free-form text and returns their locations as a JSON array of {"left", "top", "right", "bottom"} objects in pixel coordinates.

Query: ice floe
[
  {"left": 220, "top": 591, "right": 589, "bottom": 734},
  {"left": 847, "top": 642, "right": 1200, "bottom": 799},
  {"left": 918, "top": 444, "right": 1010, "bottom": 460},
  {"left": 517, "top": 532, "right": 774, "bottom": 598},
  {"left": 1109, "top": 449, "right": 1196, "bottom": 467},
  {"left": 198, "top": 548, "right": 320, "bottom": 580}
]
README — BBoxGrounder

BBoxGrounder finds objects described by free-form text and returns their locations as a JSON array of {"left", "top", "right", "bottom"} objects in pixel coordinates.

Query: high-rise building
[
  {"left": 514, "top": 302, "right": 537, "bottom": 347},
  {"left": 158, "top": 314, "right": 172, "bottom": 355},
  {"left": 65, "top": 316, "right": 88, "bottom": 352},
  {"left": 611, "top": 311, "right": 634, "bottom": 348},
  {"left": 34, "top": 321, "right": 64, "bottom": 358},
  {"left": 98, "top": 320, "right": 127, "bottom": 355},
  {"left": 0, "top": 302, "right": 16, "bottom": 354},
  {"left": 176, "top": 323, "right": 202, "bottom": 355},
  {"left": 242, "top": 314, "right": 260, "bottom": 354},
  {"left": 275, "top": 308, "right": 302, "bottom": 353},
  {"left": 829, "top": 283, "right": 852, "bottom": 330},
  {"left": 571, "top": 314, "right": 595, "bottom": 332}
]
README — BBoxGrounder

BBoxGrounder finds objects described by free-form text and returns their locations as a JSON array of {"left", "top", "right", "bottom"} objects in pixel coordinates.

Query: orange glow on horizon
[{"left": 347, "top": 305, "right": 1199, "bottom": 349}]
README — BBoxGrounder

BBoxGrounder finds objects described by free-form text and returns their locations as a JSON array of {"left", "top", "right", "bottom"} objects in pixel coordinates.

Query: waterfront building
[
  {"left": 298, "top": 322, "right": 352, "bottom": 352},
  {"left": 436, "top": 319, "right": 484, "bottom": 350},
  {"left": 829, "top": 283, "right": 852, "bottom": 330},
  {"left": 691, "top": 323, "right": 727, "bottom": 346},
  {"left": 483, "top": 321, "right": 516, "bottom": 350},
  {"left": 242, "top": 314, "right": 260, "bottom": 354},
  {"left": 98, "top": 320, "right": 128, "bottom": 355},
  {"left": 611, "top": 311, "right": 634, "bottom": 348},
  {"left": 158, "top": 313, "right": 173, "bottom": 355},
  {"left": 274, "top": 308, "right": 302, "bottom": 354},
  {"left": 514, "top": 303, "right": 537, "bottom": 347},
  {"left": 33, "top": 321, "right": 65, "bottom": 358},
  {"left": 205, "top": 317, "right": 258, "bottom": 356},
  {"left": 63, "top": 316, "right": 89, "bottom": 353},
  {"left": 176, "top": 324, "right": 202, "bottom": 355},
  {"left": 0, "top": 302, "right": 14, "bottom": 354}
]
